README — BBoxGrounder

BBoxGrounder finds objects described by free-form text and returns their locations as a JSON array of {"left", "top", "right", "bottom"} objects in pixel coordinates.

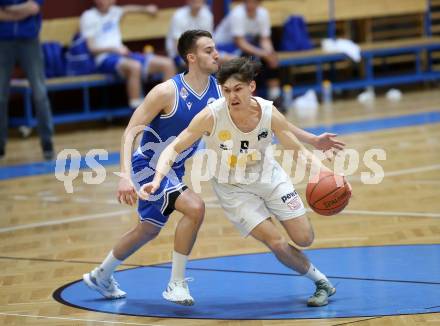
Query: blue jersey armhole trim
[{"left": 160, "top": 79, "right": 179, "bottom": 119}]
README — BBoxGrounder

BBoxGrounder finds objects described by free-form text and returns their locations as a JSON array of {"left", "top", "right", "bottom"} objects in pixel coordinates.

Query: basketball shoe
[
  {"left": 307, "top": 279, "right": 336, "bottom": 307},
  {"left": 162, "top": 278, "right": 194, "bottom": 306},
  {"left": 83, "top": 268, "right": 126, "bottom": 299}
]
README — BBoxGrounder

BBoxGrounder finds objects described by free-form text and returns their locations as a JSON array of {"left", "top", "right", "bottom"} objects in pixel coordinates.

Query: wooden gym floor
[{"left": 0, "top": 88, "right": 439, "bottom": 325}]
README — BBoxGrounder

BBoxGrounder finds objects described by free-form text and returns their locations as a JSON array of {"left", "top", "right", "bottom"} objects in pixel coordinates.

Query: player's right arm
[
  {"left": 139, "top": 108, "right": 214, "bottom": 199},
  {"left": 117, "top": 81, "right": 174, "bottom": 205},
  {"left": 283, "top": 113, "right": 345, "bottom": 153}
]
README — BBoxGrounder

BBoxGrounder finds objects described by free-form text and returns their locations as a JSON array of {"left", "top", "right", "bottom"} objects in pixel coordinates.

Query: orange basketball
[{"left": 306, "top": 171, "right": 351, "bottom": 216}]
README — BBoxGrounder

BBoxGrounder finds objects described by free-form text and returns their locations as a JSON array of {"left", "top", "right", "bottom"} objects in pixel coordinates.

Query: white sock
[
  {"left": 98, "top": 250, "right": 122, "bottom": 279},
  {"left": 170, "top": 250, "right": 188, "bottom": 282},
  {"left": 304, "top": 263, "right": 328, "bottom": 283},
  {"left": 268, "top": 86, "right": 281, "bottom": 100}
]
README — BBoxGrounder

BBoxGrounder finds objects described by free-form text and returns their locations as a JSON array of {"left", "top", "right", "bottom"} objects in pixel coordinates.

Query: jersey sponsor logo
[
  {"left": 180, "top": 87, "right": 189, "bottom": 100},
  {"left": 219, "top": 139, "right": 233, "bottom": 150},
  {"left": 186, "top": 101, "right": 193, "bottom": 110},
  {"left": 323, "top": 190, "right": 350, "bottom": 208},
  {"left": 228, "top": 154, "right": 238, "bottom": 168},
  {"left": 102, "top": 21, "right": 116, "bottom": 33},
  {"left": 281, "top": 190, "right": 298, "bottom": 203},
  {"left": 287, "top": 197, "right": 302, "bottom": 210},
  {"left": 218, "top": 130, "right": 232, "bottom": 141},
  {"left": 240, "top": 140, "right": 249, "bottom": 153},
  {"left": 258, "top": 129, "right": 269, "bottom": 141}
]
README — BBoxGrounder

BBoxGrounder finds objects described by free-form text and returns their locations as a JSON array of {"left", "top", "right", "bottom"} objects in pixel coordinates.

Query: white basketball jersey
[{"left": 204, "top": 96, "right": 276, "bottom": 184}]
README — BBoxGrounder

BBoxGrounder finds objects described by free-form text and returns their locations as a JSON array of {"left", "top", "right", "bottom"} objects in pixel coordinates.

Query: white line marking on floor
[
  {"left": 384, "top": 164, "right": 440, "bottom": 177},
  {"left": 339, "top": 209, "right": 440, "bottom": 218},
  {"left": 5, "top": 301, "right": 54, "bottom": 306},
  {"left": 0, "top": 312, "right": 163, "bottom": 325},
  {"left": 2, "top": 164, "right": 439, "bottom": 233},
  {"left": 0, "top": 210, "right": 131, "bottom": 234},
  {"left": 206, "top": 200, "right": 440, "bottom": 218}
]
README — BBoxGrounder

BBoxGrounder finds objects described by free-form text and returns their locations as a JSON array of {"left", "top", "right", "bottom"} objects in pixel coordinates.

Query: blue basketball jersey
[{"left": 135, "top": 73, "right": 222, "bottom": 169}]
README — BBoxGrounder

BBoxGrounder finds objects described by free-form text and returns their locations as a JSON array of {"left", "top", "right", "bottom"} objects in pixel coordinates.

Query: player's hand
[
  {"left": 314, "top": 133, "right": 345, "bottom": 152},
  {"left": 138, "top": 181, "right": 160, "bottom": 200},
  {"left": 345, "top": 179, "right": 353, "bottom": 195},
  {"left": 339, "top": 174, "right": 353, "bottom": 197},
  {"left": 117, "top": 177, "right": 137, "bottom": 206}
]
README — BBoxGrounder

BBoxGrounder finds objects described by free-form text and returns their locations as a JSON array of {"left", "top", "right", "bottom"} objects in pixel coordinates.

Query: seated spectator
[
  {"left": 80, "top": 0, "right": 176, "bottom": 109},
  {"left": 166, "top": 0, "right": 213, "bottom": 67},
  {"left": 214, "top": 0, "right": 283, "bottom": 110},
  {"left": 0, "top": 0, "right": 54, "bottom": 160}
]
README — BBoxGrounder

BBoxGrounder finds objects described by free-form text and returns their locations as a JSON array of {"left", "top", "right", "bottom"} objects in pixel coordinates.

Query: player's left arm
[
  {"left": 272, "top": 105, "right": 345, "bottom": 152},
  {"left": 271, "top": 107, "right": 332, "bottom": 175},
  {"left": 122, "top": 4, "right": 157, "bottom": 16},
  {"left": 139, "top": 108, "right": 214, "bottom": 198}
]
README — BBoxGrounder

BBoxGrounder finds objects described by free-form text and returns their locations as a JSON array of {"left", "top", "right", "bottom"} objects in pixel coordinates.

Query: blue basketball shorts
[
  {"left": 130, "top": 155, "right": 187, "bottom": 228},
  {"left": 97, "top": 52, "right": 153, "bottom": 78}
]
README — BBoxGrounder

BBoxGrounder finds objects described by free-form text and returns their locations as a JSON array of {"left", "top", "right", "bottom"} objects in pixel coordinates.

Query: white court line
[
  {"left": 293, "top": 163, "right": 440, "bottom": 186},
  {"left": 9, "top": 195, "right": 120, "bottom": 206},
  {"left": 397, "top": 180, "right": 440, "bottom": 185},
  {"left": 5, "top": 301, "right": 54, "bottom": 306},
  {"left": 1, "top": 204, "right": 438, "bottom": 235},
  {"left": 0, "top": 312, "right": 162, "bottom": 325},
  {"left": 73, "top": 197, "right": 120, "bottom": 205},
  {"left": 206, "top": 201, "right": 440, "bottom": 218},
  {"left": 339, "top": 209, "right": 440, "bottom": 218},
  {"left": 0, "top": 210, "right": 131, "bottom": 234},
  {"left": 384, "top": 164, "right": 440, "bottom": 177},
  {"left": 2, "top": 164, "right": 439, "bottom": 234}
]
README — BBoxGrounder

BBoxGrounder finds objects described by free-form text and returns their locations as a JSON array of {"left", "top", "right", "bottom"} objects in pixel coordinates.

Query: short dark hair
[
  {"left": 216, "top": 57, "right": 261, "bottom": 85},
  {"left": 177, "top": 29, "right": 213, "bottom": 64}
]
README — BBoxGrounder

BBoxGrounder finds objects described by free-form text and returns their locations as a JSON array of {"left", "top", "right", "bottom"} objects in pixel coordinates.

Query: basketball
[{"left": 306, "top": 171, "right": 351, "bottom": 216}]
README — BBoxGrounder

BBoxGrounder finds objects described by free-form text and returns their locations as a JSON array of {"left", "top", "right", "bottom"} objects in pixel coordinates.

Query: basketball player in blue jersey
[{"left": 83, "top": 30, "right": 221, "bottom": 305}]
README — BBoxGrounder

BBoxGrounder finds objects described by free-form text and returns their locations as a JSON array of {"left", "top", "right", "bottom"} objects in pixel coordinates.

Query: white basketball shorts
[{"left": 211, "top": 162, "right": 306, "bottom": 237}]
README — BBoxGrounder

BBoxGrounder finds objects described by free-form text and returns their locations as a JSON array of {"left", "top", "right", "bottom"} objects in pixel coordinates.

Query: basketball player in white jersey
[{"left": 141, "top": 57, "right": 351, "bottom": 307}]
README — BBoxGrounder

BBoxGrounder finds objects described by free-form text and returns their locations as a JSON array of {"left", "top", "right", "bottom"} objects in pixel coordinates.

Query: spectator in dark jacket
[{"left": 0, "top": 0, "right": 54, "bottom": 160}]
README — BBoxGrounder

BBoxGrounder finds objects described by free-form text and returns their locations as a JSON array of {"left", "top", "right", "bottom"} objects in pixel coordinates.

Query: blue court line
[
  {"left": 1, "top": 111, "right": 440, "bottom": 181},
  {"left": 304, "top": 111, "right": 440, "bottom": 135},
  {"left": 0, "top": 152, "right": 120, "bottom": 181}
]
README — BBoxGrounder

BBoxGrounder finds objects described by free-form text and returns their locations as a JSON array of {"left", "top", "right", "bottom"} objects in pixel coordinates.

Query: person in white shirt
[
  {"left": 141, "top": 57, "right": 350, "bottom": 307},
  {"left": 214, "top": 0, "right": 283, "bottom": 110},
  {"left": 80, "top": 0, "right": 176, "bottom": 108},
  {"left": 166, "top": 0, "right": 213, "bottom": 65}
]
